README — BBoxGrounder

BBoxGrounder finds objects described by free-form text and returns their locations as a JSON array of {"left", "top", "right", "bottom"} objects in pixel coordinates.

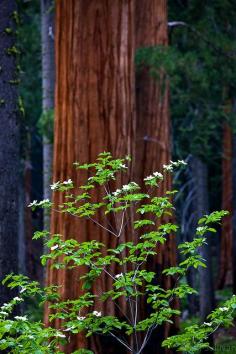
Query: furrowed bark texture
[
  {"left": 232, "top": 132, "right": 236, "bottom": 293},
  {"left": 0, "top": 0, "right": 19, "bottom": 304},
  {"left": 135, "top": 1, "right": 177, "bottom": 352},
  {"left": 46, "top": 1, "right": 135, "bottom": 352},
  {"left": 24, "top": 152, "right": 33, "bottom": 277},
  {"left": 185, "top": 167, "right": 198, "bottom": 316},
  {"left": 135, "top": 0, "right": 174, "bottom": 278},
  {"left": 41, "top": 0, "right": 55, "bottom": 231},
  {"left": 218, "top": 123, "right": 233, "bottom": 288},
  {"left": 191, "top": 156, "right": 214, "bottom": 322}
]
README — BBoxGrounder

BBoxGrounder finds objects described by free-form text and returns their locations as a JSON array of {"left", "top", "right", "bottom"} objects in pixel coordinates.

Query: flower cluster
[
  {"left": 14, "top": 316, "right": 27, "bottom": 321},
  {"left": 163, "top": 159, "right": 187, "bottom": 172},
  {"left": 28, "top": 199, "right": 52, "bottom": 211},
  {"left": 144, "top": 171, "right": 164, "bottom": 186},
  {"left": 50, "top": 178, "right": 73, "bottom": 191},
  {"left": 115, "top": 273, "right": 123, "bottom": 279}
]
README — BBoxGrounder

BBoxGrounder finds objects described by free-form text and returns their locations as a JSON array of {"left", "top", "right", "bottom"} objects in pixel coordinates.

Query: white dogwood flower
[
  {"left": 203, "top": 322, "right": 212, "bottom": 327},
  {"left": 77, "top": 316, "right": 85, "bottom": 321},
  {"left": 28, "top": 200, "right": 38, "bottom": 208},
  {"left": 144, "top": 175, "right": 153, "bottom": 181},
  {"left": 115, "top": 273, "right": 123, "bottom": 279},
  {"left": 63, "top": 178, "right": 73, "bottom": 185},
  {"left": 50, "top": 181, "right": 60, "bottom": 190},
  {"left": 219, "top": 307, "right": 229, "bottom": 312},
  {"left": 14, "top": 316, "right": 27, "bottom": 321},
  {"left": 153, "top": 172, "right": 163, "bottom": 179}
]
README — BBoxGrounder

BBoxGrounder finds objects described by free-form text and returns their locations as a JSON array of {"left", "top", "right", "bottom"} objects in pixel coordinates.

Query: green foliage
[
  {"left": 0, "top": 285, "right": 65, "bottom": 353},
  {"left": 136, "top": 1, "right": 236, "bottom": 162},
  {"left": 1, "top": 153, "right": 235, "bottom": 353},
  {"left": 163, "top": 295, "right": 236, "bottom": 353},
  {"left": 6, "top": 46, "right": 21, "bottom": 56}
]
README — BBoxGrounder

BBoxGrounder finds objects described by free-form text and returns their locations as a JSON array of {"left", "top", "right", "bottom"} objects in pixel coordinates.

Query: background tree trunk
[
  {"left": 41, "top": 0, "right": 54, "bottom": 231},
  {"left": 135, "top": 1, "right": 178, "bottom": 352},
  {"left": 46, "top": 1, "right": 135, "bottom": 352},
  {"left": 184, "top": 161, "right": 198, "bottom": 316},
  {"left": 0, "top": 0, "right": 19, "bottom": 304},
  {"left": 24, "top": 145, "right": 33, "bottom": 278},
  {"left": 218, "top": 123, "right": 233, "bottom": 288},
  {"left": 18, "top": 174, "right": 26, "bottom": 275},
  {"left": 190, "top": 156, "right": 214, "bottom": 322},
  {"left": 232, "top": 100, "right": 236, "bottom": 294}
]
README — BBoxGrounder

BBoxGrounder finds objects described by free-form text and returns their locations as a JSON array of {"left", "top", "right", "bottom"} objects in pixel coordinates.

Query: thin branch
[
  {"left": 136, "top": 325, "right": 154, "bottom": 354},
  {"left": 118, "top": 208, "right": 126, "bottom": 237},
  {"left": 109, "top": 331, "right": 132, "bottom": 352},
  {"left": 88, "top": 216, "right": 118, "bottom": 237}
]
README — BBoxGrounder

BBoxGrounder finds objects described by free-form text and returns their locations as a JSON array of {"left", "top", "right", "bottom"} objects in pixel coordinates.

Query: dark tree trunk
[
  {"left": 186, "top": 265, "right": 198, "bottom": 315},
  {"left": 18, "top": 174, "right": 26, "bottom": 275},
  {"left": 185, "top": 163, "right": 198, "bottom": 316},
  {"left": 232, "top": 99, "right": 236, "bottom": 294},
  {"left": 41, "top": 0, "right": 54, "bottom": 231},
  {"left": 0, "top": 0, "right": 19, "bottom": 304},
  {"left": 218, "top": 123, "right": 233, "bottom": 288},
  {"left": 24, "top": 146, "right": 33, "bottom": 278},
  {"left": 190, "top": 156, "right": 214, "bottom": 321}
]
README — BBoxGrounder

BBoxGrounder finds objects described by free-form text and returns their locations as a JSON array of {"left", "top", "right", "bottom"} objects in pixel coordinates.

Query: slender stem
[
  {"left": 133, "top": 285, "right": 139, "bottom": 352},
  {"left": 52, "top": 207, "right": 119, "bottom": 237},
  {"left": 109, "top": 331, "right": 132, "bottom": 352},
  {"left": 136, "top": 325, "right": 154, "bottom": 354},
  {"left": 113, "top": 300, "right": 133, "bottom": 324},
  {"left": 88, "top": 216, "right": 118, "bottom": 237},
  {"left": 104, "top": 183, "right": 119, "bottom": 232},
  {"left": 103, "top": 267, "right": 116, "bottom": 281},
  {"left": 118, "top": 208, "right": 126, "bottom": 237}
]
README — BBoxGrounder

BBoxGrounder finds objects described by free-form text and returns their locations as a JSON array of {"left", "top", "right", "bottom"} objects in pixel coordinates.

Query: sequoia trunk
[
  {"left": 135, "top": 1, "right": 177, "bottom": 352},
  {"left": 46, "top": 1, "right": 135, "bottom": 352}
]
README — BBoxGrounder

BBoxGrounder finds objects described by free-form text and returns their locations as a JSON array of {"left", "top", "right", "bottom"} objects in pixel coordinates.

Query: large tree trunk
[
  {"left": 135, "top": 1, "right": 177, "bottom": 352},
  {"left": 232, "top": 104, "right": 236, "bottom": 293},
  {"left": 0, "top": 0, "right": 19, "bottom": 304},
  {"left": 41, "top": 0, "right": 55, "bottom": 231},
  {"left": 184, "top": 162, "right": 198, "bottom": 316},
  {"left": 18, "top": 175, "right": 26, "bottom": 275},
  {"left": 190, "top": 156, "right": 214, "bottom": 322},
  {"left": 24, "top": 145, "right": 34, "bottom": 278},
  {"left": 218, "top": 123, "right": 233, "bottom": 288},
  {"left": 46, "top": 1, "right": 135, "bottom": 353}
]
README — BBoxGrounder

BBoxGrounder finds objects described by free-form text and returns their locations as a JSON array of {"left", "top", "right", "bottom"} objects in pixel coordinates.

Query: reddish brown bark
[
  {"left": 135, "top": 1, "right": 178, "bottom": 351},
  {"left": 135, "top": 0, "right": 175, "bottom": 276},
  {"left": 46, "top": 1, "right": 175, "bottom": 352},
  {"left": 46, "top": 1, "right": 135, "bottom": 352},
  {"left": 218, "top": 123, "right": 233, "bottom": 288}
]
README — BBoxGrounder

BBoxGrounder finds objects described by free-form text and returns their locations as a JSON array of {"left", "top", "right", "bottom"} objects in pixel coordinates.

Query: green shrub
[{"left": 1, "top": 152, "right": 236, "bottom": 353}]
